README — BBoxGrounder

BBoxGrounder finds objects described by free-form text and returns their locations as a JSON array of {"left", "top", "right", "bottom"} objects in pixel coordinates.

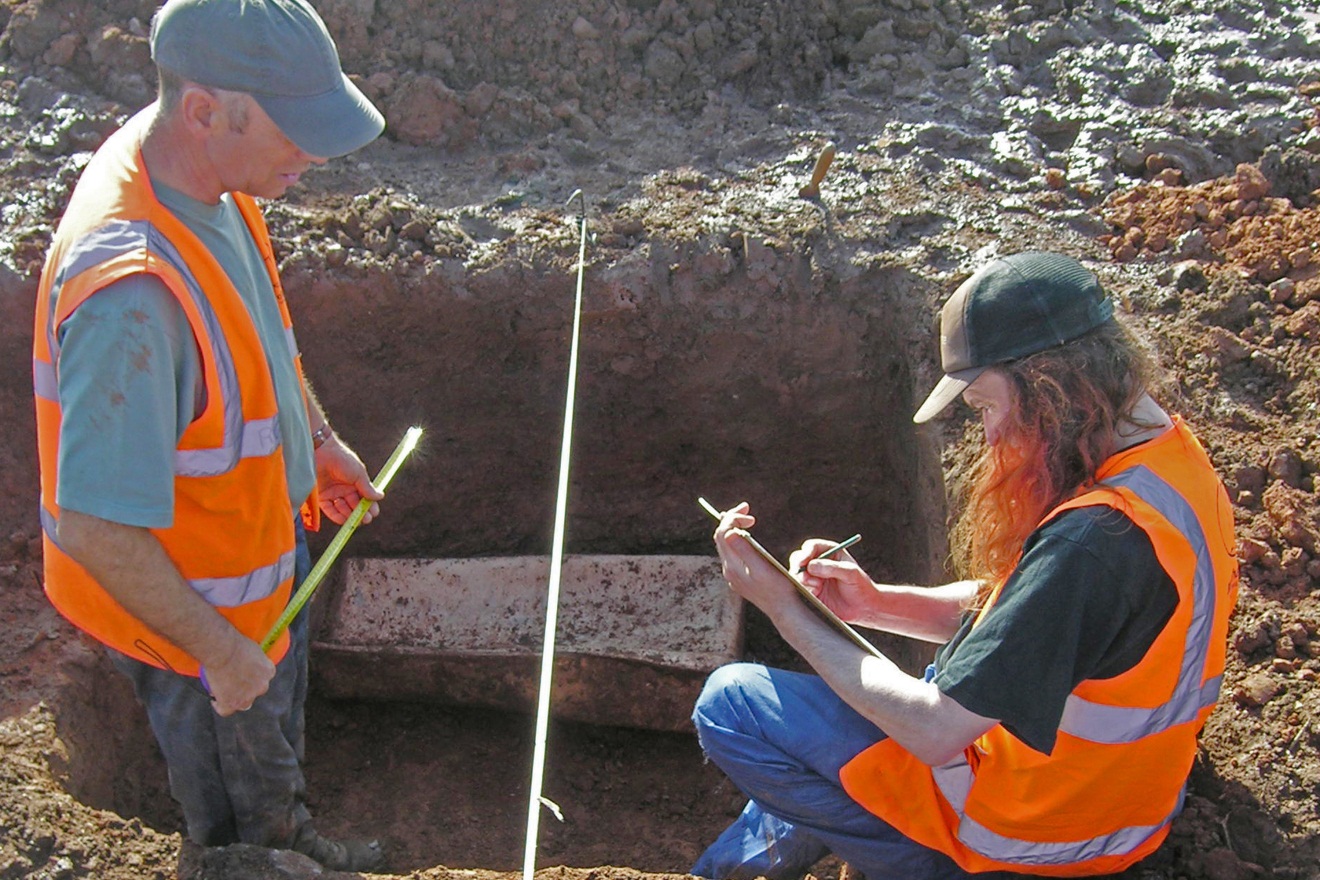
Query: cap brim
[
  {"left": 913, "top": 367, "right": 986, "bottom": 424},
  {"left": 256, "top": 74, "right": 384, "bottom": 159}
]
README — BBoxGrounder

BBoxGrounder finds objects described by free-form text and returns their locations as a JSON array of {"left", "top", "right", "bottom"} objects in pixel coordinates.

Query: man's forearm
[
  {"left": 859, "top": 579, "right": 981, "bottom": 642},
  {"left": 769, "top": 597, "right": 995, "bottom": 766},
  {"left": 304, "top": 378, "right": 330, "bottom": 433},
  {"left": 57, "top": 509, "right": 246, "bottom": 671}
]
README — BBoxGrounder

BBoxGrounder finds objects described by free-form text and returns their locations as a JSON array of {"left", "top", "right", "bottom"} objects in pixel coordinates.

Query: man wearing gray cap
[
  {"left": 34, "top": 0, "right": 387, "bottom": 871},
  {"left": 694, "top": 253, "right": 1238, "bottom": 878}
]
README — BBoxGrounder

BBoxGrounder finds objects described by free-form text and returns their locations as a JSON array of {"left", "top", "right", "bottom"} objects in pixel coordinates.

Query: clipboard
[{"left": 699, "top": 498, "right": 884, "bottom": 660}]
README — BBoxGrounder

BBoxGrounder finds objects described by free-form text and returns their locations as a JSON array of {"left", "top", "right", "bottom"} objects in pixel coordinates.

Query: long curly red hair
[{"left": 947, "top": 319, "right": 1167, "bottom": 608}]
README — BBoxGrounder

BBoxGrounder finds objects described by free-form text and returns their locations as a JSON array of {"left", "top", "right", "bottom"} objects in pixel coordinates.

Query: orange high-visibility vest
[
  {"left": 33, "top": 107, "right": 320, "bottom": 676},
  {"left": 840, "top": 418, "right": 1238, "bottom": 876}
]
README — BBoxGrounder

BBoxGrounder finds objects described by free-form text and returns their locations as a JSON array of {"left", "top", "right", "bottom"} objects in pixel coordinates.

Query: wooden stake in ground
[{"left": 799, "top": 141, "right": 836, "bottom": 199}]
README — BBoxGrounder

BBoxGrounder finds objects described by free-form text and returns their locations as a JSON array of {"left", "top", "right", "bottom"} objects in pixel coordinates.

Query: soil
[{"left": 3, "top": 1, "right": 1320, "bottom": 879}]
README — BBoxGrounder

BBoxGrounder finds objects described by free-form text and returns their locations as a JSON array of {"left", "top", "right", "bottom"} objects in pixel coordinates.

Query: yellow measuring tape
[{"left": 261, "top": 426, "right": 424, "bottom": 651}]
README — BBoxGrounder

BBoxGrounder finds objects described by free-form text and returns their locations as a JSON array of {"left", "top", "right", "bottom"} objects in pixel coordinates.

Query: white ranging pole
[{"left": 522, "top": 190, "right": 589, "bottom": 880}]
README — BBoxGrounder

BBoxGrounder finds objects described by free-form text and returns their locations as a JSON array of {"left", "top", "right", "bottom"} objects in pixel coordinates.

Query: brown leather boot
[{"left": 289, "top": 824, "right": 386, "bottom": 872}]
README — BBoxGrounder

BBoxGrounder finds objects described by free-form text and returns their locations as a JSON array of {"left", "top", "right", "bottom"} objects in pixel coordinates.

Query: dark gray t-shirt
[{"left": 933, "top": 504, "right": 1178, "bottom": 755}]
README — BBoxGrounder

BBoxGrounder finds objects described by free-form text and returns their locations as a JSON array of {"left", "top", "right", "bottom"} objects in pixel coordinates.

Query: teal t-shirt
[{"left": 55, "top": 182, "right": 315, "bottom": 526}]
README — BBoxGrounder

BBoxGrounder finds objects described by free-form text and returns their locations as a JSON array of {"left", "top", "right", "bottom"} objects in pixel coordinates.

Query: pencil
[
  {"left": 817, "top": 533, "right": 861, "bottom": 560},
  {"left": 795, "top": 533, "right": 861, "bottom": 573}
]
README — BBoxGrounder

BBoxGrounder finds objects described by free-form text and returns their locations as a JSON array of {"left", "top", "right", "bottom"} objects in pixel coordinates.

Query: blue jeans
[
  {"left": 691, "top": 663, "right": 1009, "bottom": 880},
  {"left": 109, "top": 517, "right": 313, "bottom": 847}
]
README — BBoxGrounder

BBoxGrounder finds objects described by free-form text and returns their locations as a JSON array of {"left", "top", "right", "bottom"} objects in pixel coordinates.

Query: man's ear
[{"left": 176, "top": 85, "right": 220, "bottom": 138}]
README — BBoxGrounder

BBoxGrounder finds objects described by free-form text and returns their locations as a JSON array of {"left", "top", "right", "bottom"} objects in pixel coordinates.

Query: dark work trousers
[{"left": 109, "top": 517, "right": 313, "bottom": 848}]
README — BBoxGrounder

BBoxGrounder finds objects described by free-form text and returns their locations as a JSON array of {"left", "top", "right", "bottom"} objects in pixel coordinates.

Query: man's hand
[
  {"left": 202, "top": 631, "right": 276, "bottom": 715},
  {"left": 314, "top": 434, "right": 384, "bottom": 524},
  {"left": 790, "top": 540, "right": 880, "bottom": 625},
  {"left": 58, "top": 510, "right": 277, "bottom": 715},
  {"left": 711, "top": 502, "right": 799, "bottom": 617}
]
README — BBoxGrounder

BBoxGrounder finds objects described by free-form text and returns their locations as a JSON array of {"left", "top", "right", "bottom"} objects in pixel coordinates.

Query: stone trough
[{"left": 310, "top": 555, "right": 744, "bottom": 732}]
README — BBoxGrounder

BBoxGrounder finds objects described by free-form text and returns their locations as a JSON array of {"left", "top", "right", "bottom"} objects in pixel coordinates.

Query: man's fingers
[
  {"left": 719, "top": 531, "right": 775, "bottom": 579},
  {"left": 806, "top": 556, "right": 852, "bottom": 576}
]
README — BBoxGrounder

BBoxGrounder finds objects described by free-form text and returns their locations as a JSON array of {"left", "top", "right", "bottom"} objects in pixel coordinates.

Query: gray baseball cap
[
  {"left": 913, "top": 252, "right": 1115, "bottom": 424},
  {"left": 150, "top": 0, "right": 384, "bottom": 158}
]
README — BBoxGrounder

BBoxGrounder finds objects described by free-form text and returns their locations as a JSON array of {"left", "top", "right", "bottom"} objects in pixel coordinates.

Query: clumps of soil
[
  {"left": 1102, "top": 149, "right": 1320, "bottom": 292},
  {"left": 288, "top": 189, "right": 483, "bottom": 272},
  {"left": 0, "top": 706, "right": 178, "bottom": 879}
]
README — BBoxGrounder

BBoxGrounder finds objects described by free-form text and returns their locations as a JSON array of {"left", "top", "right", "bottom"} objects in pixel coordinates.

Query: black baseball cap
[
  {"left": 913, "top": 252, "right": 1115, "bottom": 423},
  {"left": 150, "top": 0, "right": 385, "bottom": 159}
]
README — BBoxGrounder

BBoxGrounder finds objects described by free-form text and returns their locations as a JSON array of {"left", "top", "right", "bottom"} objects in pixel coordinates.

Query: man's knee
[{"left": 692, "top": 662, "right": 770, "bottom": 741}]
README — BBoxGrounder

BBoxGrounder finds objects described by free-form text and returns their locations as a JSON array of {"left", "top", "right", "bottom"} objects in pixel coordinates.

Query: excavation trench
[
  {"left": 38, "top": 245, "right": 950, "bottom": 874},
  {"left": 3, "top": 0, "right": 1320, "bottom": 876}
]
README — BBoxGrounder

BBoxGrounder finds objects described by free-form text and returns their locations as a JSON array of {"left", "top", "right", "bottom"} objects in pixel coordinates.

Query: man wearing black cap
[
  {"left": 33, "top": 0, "right": 387, "bottom": 871},
  {"left": 693, "top": 253, "right": 1238, "bottom": 878}
]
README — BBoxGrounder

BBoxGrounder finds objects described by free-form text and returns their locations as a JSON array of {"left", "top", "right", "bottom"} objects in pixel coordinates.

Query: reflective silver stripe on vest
[
  {"left": 1056, "top": 465, "right": 1220, "bottom": 744},
  {"left": 190, "top": 549, "right": 296, "bottom": 608},
  {"left": 931, "top": 753, "right": 974, "bottom": 812},
  {"left": 40, "top": 505, "right": 63, "bottom": 552},
  {"left": 50, "top": 220, "right": 157, "bottom": 301},
  {"left": 175, "top": 415, "right": 282, "bottom": 477},
  {"left": 45, "top": 219, "right": 281, "bottom": 477},
  {"left": 44, "top": 221, "right": 162, "bottom": 370},
  {"left": 931, "top": 749, "right": 1187, "bottom": 867},
  {"left": 33, "top": 356, "right": 58, "bottom": 401},
  {"left": 954, "top": 784, "right": 1185, "bottom": 868},
  {"left": 40, "top": 504, "right": 293, "bottom": 609}
]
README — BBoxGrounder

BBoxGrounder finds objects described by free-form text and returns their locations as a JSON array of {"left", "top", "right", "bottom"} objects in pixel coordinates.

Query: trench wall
[
  {"left": 277, "top": 239, "right": 949, "bottom": 587},
  {"left": 0, "top": 226, "right": 950, "bottom": 657}
]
